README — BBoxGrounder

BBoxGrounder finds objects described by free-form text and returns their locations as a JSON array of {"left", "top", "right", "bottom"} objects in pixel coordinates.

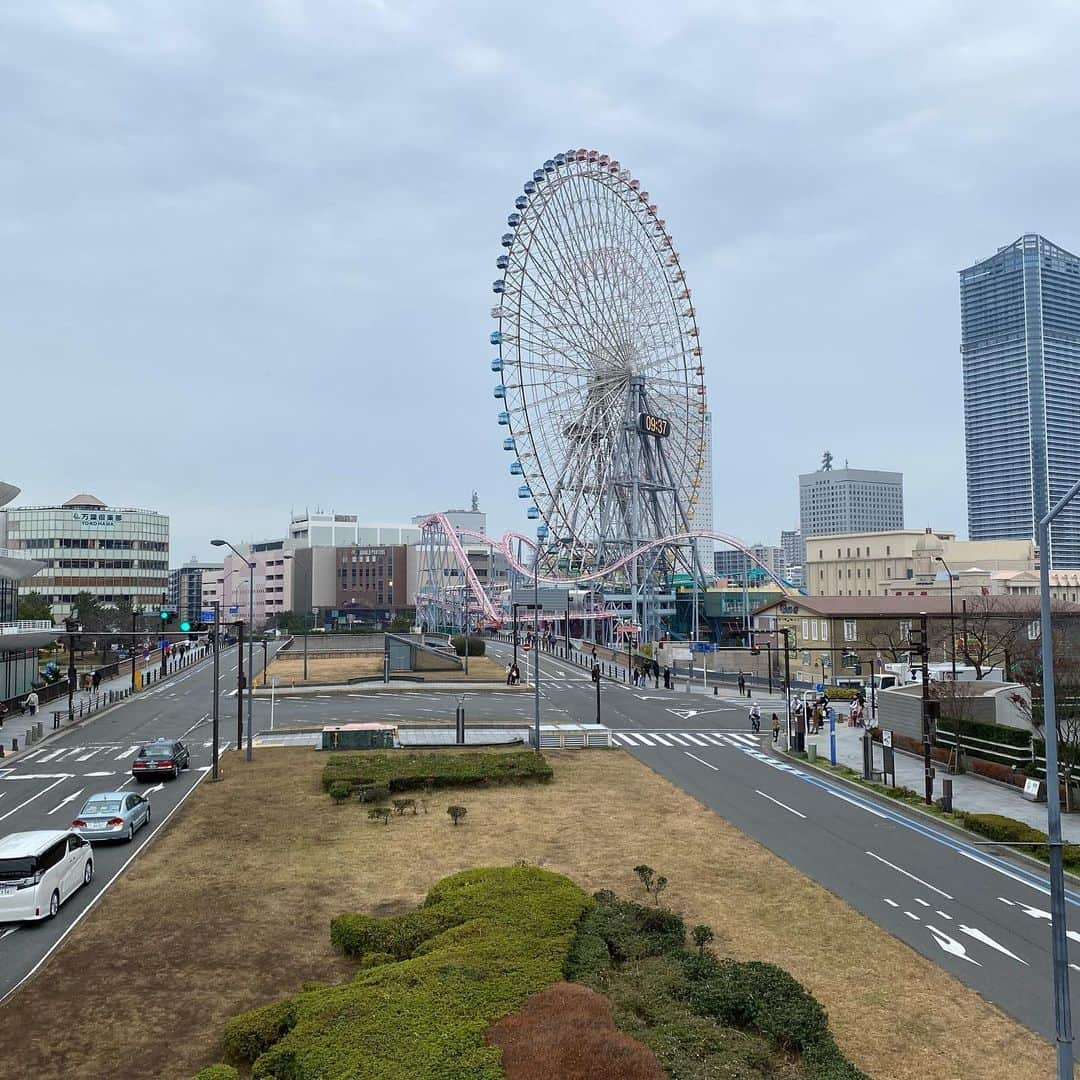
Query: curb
[{"left": 779, "top": 747, "right": 1080, "bottom": 885}]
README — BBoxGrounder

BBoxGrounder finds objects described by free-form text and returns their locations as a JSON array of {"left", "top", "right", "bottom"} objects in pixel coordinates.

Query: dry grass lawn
[
  {"left": 261, "top": 653, "right": 507, "bottom": 686},
  {"left": 0, "top": 749, "right": 1063, "bottom": 1080}
]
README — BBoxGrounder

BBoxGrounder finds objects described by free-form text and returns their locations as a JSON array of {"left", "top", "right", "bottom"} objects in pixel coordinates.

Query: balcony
[{"left": 0, "top": 620, "right": 59, "bottom": 651}]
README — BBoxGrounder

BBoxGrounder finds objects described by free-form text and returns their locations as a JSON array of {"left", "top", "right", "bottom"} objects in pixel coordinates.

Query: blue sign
[
  {"left": 815, "top": 683, "right": 824, "bottom": 692},
  {"left": 692, "top": 643, "right": 715, "bottom": 653},
  {"left": 200, "top": 610, "right": 215, "bottom": 623},
  {"left": 228, "top": 606, "right": 239, "bottom": 615}
]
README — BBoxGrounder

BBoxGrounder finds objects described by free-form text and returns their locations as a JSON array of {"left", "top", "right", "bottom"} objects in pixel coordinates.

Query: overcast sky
[{"left": 3, "top": 1, "right": 1078, "bottom": 563}]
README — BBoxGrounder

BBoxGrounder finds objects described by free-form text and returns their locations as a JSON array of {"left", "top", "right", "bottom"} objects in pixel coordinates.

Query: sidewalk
[{"left": 805, "top": 718, "right": 1080, "bottom": 843}]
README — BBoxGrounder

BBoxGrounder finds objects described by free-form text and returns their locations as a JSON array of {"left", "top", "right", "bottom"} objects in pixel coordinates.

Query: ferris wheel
[{"left": 490, "top": 148, "right": 707, "bottom": 578}]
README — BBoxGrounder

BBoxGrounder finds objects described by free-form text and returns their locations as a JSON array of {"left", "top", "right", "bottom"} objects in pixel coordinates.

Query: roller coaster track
[{"left": 416, "top": 513, "right": 791, "bottom": 626}]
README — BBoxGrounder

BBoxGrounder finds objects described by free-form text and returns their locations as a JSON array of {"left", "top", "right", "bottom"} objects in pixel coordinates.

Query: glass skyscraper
[{"left": 960, "top": 235, "right": 1080, "bottom": 568}]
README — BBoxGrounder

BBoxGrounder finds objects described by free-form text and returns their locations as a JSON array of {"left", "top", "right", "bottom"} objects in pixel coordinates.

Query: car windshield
[
  {"left": 138, "top": 746, "right": 174, "bottom": 759},
  {"left": 82, "top": 800, "right": 122, "bottom": 814}
]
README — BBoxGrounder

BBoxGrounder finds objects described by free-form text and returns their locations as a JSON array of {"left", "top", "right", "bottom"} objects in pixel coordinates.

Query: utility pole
[
  {"left": 533, "top": 542, "right": 541, "bottom": 752},
  {"left": 130, "top": 609, "right": 138, "bottom": 692},
  {"left": 211, "top": 602, "right": 220, "bottom": 781},
  {"left": 236, "top": 620, "right": 245, "bottom": 752},
  {"left": 781, "top": 628, "right": 792, "bottom": 748},
  {"left": 65, "top": 614, "right": 78, "bottom": 722},
  {"left": 917, "top": 613, "right": 934, "bottom": 805}
]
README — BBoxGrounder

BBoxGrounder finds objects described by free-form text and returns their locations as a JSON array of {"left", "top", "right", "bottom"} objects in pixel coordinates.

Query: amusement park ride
[{"left": 415, "top": 148, "right": 786, "bottom": 641}]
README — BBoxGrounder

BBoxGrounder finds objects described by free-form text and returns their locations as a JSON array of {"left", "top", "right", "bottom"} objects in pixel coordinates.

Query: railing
[{"left": 0, "top": 620, "right": 55, "bottom": 633}]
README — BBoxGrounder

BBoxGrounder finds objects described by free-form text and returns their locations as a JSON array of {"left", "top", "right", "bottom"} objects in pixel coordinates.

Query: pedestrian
[
  {"left": 510, "top": 663, "right": 520, "bottom": 686},
  {"left": 749, "top": 702, "right": 761, "bottom": 733},
  {"left": 23, "top": 689, "right": 39, "bottom": 717},
  {"left": 92, "top": 669, "right": 101, "bottom": 691},
  {"left": 591, "top": 644, "right": 597, "bottom": 660},
  {"left": 663, "top": 666, "right": 671, "bottom": 689},
  {"left": 506, "top": 661, "right": 513, "bottom": 686},
  {"left": 737, "top": 673, "right": 746, "bottom": 697},
  {"left": 811, "top": 702, "right": 823, "bottom": 735},
  {"left": 0, "top": 700, "right": 6, "bottom": 728},
  {"left": 795, "top": 706, "right": 806, "bottom": 753},
  {"left": 771, "top": 713, "right": 780, "bottom": 743},
  {"left": 651, "top": 658, "right": 660, "bottom": 688}
]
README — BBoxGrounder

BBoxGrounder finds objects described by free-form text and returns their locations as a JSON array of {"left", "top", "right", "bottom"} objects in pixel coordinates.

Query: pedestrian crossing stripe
[{"left": 612, "top": 731, "right": 762, "bottom": 749}]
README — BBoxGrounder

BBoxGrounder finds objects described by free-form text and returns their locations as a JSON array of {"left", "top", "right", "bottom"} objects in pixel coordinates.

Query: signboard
[
  {"left": 200, "top": 610, "right": 215, "bottom": 623},
  {"left": 638, "top": 413, "right": 671, "bottom": 438},
  {"left": 71, "top": 510, "right": 123, "bottom": 529},
  {"left": 522, "top": 640, "right": 531, "bottom": 652},
  {"left": 815, "top": 683, "right": 824, "bottom": 692},
  {"left": 882, "top": 730, "right": 893, "bottom": 748},
  {"left": 228, "top": 606, "right": 238, "bottom": 615},
  {"left": 691, "top": 642, "right": 715, "bottom": 653},
  {"left": 1022, "top": 777, "right": 1046, "bottom": 802}
]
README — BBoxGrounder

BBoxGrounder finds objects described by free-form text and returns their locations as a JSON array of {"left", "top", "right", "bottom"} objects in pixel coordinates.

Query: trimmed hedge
[
  {"left": 211, "top": 867, "right": 591, "bottom": 1080},
  {"left": 192, "top": 1068, "right": 239, "bottom": 1080},
  {"left": 957, "top": 812, "right": 1080, "bottom": 873},
  {"left": 938, "top": 718, "right": 1031, "bottom": 749},
  {"left": 321, "top": 749, "right": 553, "bottom": 796},
  {"left": 451, "top": 634, "right": 486, "bottom": 657},
  {"left": 567, "top": 891, "right": 869, "bottom": 1079}
]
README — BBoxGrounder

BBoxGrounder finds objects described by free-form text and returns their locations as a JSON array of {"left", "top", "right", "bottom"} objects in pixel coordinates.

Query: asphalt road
[
  {"left": 477, "top": 639, "right": 1077, "bottom": 1043},
  {"left": 0, "top": 641, "right": 280, "bottom": 1004}
]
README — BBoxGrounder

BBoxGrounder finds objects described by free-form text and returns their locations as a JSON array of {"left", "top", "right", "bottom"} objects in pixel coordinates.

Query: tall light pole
[
  {"left": 212, "top": 539, "right": 255, "bottom": 762},
  {"left": 1038, "top": 476, "right": 1080, "bottom": 1080},
  {"left": 935, "top": 555, "right": 957, "bottom": 681},
  {"left": 534, "top": 524, "right": 547, "bottom": 751}
]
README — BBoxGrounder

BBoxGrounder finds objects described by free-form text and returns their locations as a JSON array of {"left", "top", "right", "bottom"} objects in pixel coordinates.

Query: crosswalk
[{"left": 611, "top": 730, "right": 763, "bottom": 750}]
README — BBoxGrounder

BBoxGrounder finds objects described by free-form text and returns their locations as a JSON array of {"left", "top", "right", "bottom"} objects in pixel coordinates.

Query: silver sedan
[{"left": 71, "top": 791, "right": 151, "bottom": 843}]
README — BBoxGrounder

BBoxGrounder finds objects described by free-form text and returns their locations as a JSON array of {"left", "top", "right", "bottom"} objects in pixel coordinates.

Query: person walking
[
  {"left": 749, "top": 702, "right": 761, "bottom": 733},
  {"left": 23, "top": 689, "right": 39, "bottom": 717},
  {"left": 651, "top": 657, "right": 660, "bottom": 688},
  {"left": 795, "top": 705, "right": 806, "bottom": 753},
  {"left": 772, "top": 713, "right": 780, "bottom": 743},
  {"left": 737, "top": 673, "right": 746, "bottom": 697},
  {"left": 811, "top": 701, "right": 823, "bottom": 735},
  {"left": 505, "top": 661, "right": 513, "bottom": 686},
  {"left": 663, "top": 666, "right": 671, "bottom": 690}
]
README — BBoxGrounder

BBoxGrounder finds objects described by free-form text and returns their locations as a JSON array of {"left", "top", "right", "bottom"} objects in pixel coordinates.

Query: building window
[
  {"left": 886, "top": 545, "right": 891, "bottom": 556},
  {"left": 802, "top": 619, "right": 809, "bottom": 640},
  {"left": 821, "top": 621, "right": 828, "bottom": 641},
  {"left": 811, "top": 620, "right": 818, "bottom": 641},
  {"left": 899, "top": 620, "right": 911, "bottom": 642}
]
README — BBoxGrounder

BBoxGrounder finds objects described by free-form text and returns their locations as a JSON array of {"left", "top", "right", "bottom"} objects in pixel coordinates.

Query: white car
[{"left": 0, "top": 829, "right": 94, "bottom": 921}]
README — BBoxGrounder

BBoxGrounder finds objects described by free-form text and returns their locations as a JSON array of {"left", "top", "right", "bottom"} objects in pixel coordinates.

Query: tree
[
  {"left": 691, "top": 924, "right": 715, "bottom": 953},
  {"left": 447, "top": 805, "right": 468, "bottom": 826},
  {"left": 389, "top": 611, "right": 415, "bottom": 633},
  {"left": 954, "top": 595, "right": 1028, "bottom": 679},
  {"left": 17, "top": 591, "right": 53, "bottom": 622},
  {"left": 632, "top": 864, "right": 669, "bottom": 905},
  {"left": 392, "top": 798, "right": 417, "bottom": 816},
  {"left": 368, "top": 807, "right": 392, "bottom": 825}
]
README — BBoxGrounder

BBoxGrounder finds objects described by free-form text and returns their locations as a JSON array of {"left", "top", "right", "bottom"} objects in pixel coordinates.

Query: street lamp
[
  {"left": 212, "top": 539, "right": 255, "bottom": 762},
  {"left": 935, "top": 556, "right": 957, "bottom": 681},
  {"left": 533, "top": 524, "right": 547, "bottom": 752}
]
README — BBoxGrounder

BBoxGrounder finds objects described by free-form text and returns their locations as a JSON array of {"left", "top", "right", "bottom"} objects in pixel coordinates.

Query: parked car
[
  {"left": 0, "top": 829, "right": 93, "bottom": 921},
  {"left": 72, "top": 791, "right": 151, "bottom": 842},
  {"left": 131, "top": 738, "right": 190, "bottom": 781}
]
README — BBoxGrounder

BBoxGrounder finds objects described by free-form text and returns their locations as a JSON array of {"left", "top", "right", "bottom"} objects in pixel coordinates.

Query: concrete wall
[{"left": 877, "top": 681, "right": 1033, "bottom": 742}]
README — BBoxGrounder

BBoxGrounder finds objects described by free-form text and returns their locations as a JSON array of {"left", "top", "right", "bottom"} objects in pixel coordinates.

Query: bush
[
  {"left": 358, "top": 951, "right": 395, "bottom": 970},
  {"left": 192, "top": 1067, "right": 239, "bottom": 1080},
  {"left": 356, "top": 783, "right": 390, "bottom": 804},
  {"left": 448, "top": 805, "right": 467, "bottom": 826},
  {"left": 321, "top": 749, "right": 553, "bottom": 797},
  {"left": 211, "top": 867, "right": 592, "bottom": 1080},
  {"left": 451, "top": 634, "right": 486, "bottom": 657},
  {"left": 327, "top": 781, "right": 351, "bottom": 803},
  {"left": 956, "top": 811, "right": 1080, "bottom": 871}
]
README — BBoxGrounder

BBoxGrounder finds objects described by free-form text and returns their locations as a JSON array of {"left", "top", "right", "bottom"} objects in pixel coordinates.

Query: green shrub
[
  {"left": 956, "top": 811, "right": 1080, "bottom": 871},
  {"left": 321, "top": 749, "right": 552, "bottom": 797},
  {"left": 214, "top": 867, "right": 591, "bottom": 1080},
  {"left": 192, "top": 1067, "right": 239, "bottom": 1080},
  {"left": 356, "top": 783, "right": 390, "bottom": 804},
  {"left": 327, "top": 781, "right": 351, "bottom": 803},
  {"left": 450, "top": 634, "right": 486, "bottom": 657}
]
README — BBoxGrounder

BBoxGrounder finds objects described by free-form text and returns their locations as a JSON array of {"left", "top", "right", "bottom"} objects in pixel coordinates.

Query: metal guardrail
[{"left": 0, "top": 620, "right": 55, "bottom": 633}]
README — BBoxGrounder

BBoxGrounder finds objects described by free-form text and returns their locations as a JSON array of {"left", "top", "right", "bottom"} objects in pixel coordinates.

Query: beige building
[{"left": 805, "top": 528, "right": 1036, "bottom": 598}]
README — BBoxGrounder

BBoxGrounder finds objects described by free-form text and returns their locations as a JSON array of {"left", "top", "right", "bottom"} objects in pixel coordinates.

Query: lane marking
[
  {"left": 115, "top": 746, "right": 139, "bottom": 760},
  {"left": 0, "top": 777, "right": 70, "bottom": 822},
  {"left": 904, "top": 911, "right": 921, "bottom": 921},
  {"left": 755, "top": 789, "right": 806, "bottom": 819},
  {"left": 649, "top": 733, "right": 673, "bottom": 747},
  {"left": 75, "top": 749, "right": 103, "bottom": 762},
  {"left": 83, "top": 772, "right": 114, "bottom": 778},
  {"left": 926, "top": 924, "right": 980, "bottom": 965},
  {"left": 37, "top": 749, "right": 66, "bottom": 763},
  {"left": 998, "top": 897, "right": 1080, "bottom": 943},
  {"left": 828, "top": 788, "right": 887, "bottom": 819},
  {"left": 684, "top": 751, "right": 718, "bottom": 772},
  {"left": 883, "top": 898, "right": 899, "bottom": 908},
  {"left": 914, "top": 898, "right": 930, "bottom": 908},
  {"left": 866, "top": 851, "right": 954, "bottom": 900},
  {"left": 957, "top": 925, "right": 1028, "bottom": 964},
  {"left": 682, "top": 733, "right": 709, "bottom": 747},
  {"left": 47, "top": 788, "right": 84, "bottom": 816},
  {"left": 667, "top": 734, "right": 690, "bottom": 746},
  {"left": 633, "top": 733, "right": 656, "bottom": 746},
  {"left": 962, "top": 850, "right": 1050, "bottom": 897},
  {"left": 936, "top": 910, "right": 952, "bottom": 920}
]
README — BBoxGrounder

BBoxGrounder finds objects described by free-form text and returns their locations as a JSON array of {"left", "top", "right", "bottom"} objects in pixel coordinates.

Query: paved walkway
[{"left": 804, "top": 716, "right": 1080, "bottom": 842}]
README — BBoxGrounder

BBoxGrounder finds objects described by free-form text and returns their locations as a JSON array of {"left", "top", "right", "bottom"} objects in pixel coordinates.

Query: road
[{"left": 0, "top": 641, "right": 278, "bottom": 1004}]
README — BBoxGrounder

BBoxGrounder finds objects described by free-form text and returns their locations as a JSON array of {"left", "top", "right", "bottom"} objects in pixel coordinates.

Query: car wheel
[
  {"left": 48, "top": 890, "right": 60, "bottom": 919},
  {"left": 127, "top": 823, "right": 134, "bottom": 842},
  {"left": 173, "top": 765, "right": 180, "bottom": 780},
  {"left": 145, "top": 806, "right": 151, "bottom": 826},
  {"left": 83, "top": 860, "right": 93, "bottom": 886}
]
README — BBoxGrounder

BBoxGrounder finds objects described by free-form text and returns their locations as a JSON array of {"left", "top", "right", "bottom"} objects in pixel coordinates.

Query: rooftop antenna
[
  {"left": 821, "top": 450, "right": 833, "bottom": 472},
  {"left": 471, "top": 490, "right": 480, "bottom": 512}
]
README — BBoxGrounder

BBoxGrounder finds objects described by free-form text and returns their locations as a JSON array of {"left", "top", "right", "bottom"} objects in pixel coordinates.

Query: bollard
[
  {"left": 942, "top": 777, "right": 953, "bottom": 813},
  {"left": 807, "top": 742, "right": 818, "bottom": 763},
  {"left": 27, "top": 726, "right": 36, "bottom": 744},
  {"left": 714, "top": 686, "right": 718, "bottom": 695},
  {"left": 455, "top": 705, "right": 465, "bottom": 745},
  {"left": 35, "top": 722, "right": 43, "bottom": 741},
  {"left": 11, "top": 737, "right": 17, "bottom": 752}
]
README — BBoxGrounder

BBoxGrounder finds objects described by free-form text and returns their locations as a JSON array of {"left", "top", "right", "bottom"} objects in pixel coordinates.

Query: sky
[{"left": 3, "top": 0, "right": 1079, "bottom": 564}]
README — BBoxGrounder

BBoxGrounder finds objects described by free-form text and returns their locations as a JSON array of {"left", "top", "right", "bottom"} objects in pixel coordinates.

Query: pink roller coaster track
[{"left": 417, "top": 514, "right": 791, "bottom": 626}]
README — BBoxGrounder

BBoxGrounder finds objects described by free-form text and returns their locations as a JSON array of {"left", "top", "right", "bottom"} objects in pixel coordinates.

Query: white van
[{"left": 0, "top": 829, "right": 94, "bottom": 921}]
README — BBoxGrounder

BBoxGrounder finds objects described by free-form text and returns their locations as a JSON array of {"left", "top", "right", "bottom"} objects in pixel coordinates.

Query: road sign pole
[{"left": 211, "top": 602, "right": 220, "bottom": 781}]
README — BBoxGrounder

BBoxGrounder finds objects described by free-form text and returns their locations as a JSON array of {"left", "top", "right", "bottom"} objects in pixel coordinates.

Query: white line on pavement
[
  {"left": 116, "top": 745, "right": 139, "bottom": 760},
  {"left": 957, "top": 925, "right": 1027, "bottom": 964},
  {"left": 829, "top": 789, "right": 887, "bottom": 819},
  {"left": 0, "top": 777, "right": 70, "bottom": 822},
  {"left": 936, "top": 910, "right": 952, "bottom": 920},
  {"left": 47, "top": 788, "right": 84, "bottom": 816},
  {"left": 964, "top": 851, "right": 1051, "bottom": 896},
  {"left": 755, "top": 789, "right": 806, "bottom": 819},
  {"left": 682, "top": 733, "right": 709, "bottom": 747},
  {"left": 684, "top": 751, "right": 718, "bottom": 772},
  {"left": 649, "top": 734, "right": 673, "bottom": 746},
  {"left": 633, "top": 733, "right": 656, "bottom": 746},
  {"left": 914, "top": 898, "right": 930, "bottom": 907},
  {"left": 866, "top": 851, "right": 954, "bottom": 900},
  {"left": 83, "top": 772, "right": 114, "bottom": 778},
  {"left": 75, "top": 749, "right": 103, "bottom": 762},
  {"left": 37, "top": 749, "right": 66, "bottom": 763},
  {"left": 883, "top": 898, "right": 899, "bottom": 908},
  {"left": 904, "top": 911, "right": 921, "bottom": 921}
]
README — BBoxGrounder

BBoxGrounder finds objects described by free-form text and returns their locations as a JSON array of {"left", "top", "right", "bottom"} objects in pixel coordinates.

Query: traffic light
[
  {"left": 160, "top": 609, "right": 176, "bottom": 626},
  {"left": 179, "top": 619, "right": 193, "bottom": 633},
  {"left": 908, "top": 624, "right": 926, "bottom": 655}
]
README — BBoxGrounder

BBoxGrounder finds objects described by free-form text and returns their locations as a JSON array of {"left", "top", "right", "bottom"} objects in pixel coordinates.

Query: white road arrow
[
  {"left": 83, "top": 772, "right": 115, "bottom": 778},
  {"left": 47, "top": 788, "right": 84, "bottom": 816},
  {"left": 926, "top": 924, "right": 980, "bottom": 965},
  {"left": 667, "top": 709, "right": 699, "bottom": 720},
  {"left": 998, "top": 897, "right": 1080, "bottom": 944},
  {"left": 957, "top": 925, "right": 1028, "bottom": 965},
  {"left": 143, "top": 783, "right": 166, "bottom": 796}
]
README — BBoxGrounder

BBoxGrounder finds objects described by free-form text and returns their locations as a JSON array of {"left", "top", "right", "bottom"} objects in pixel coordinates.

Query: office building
[
  {"left": 780, "top": 530, "right": 804, "bottom": 570},
  {"left": 0, "top": 482, "right": 56, "bottom": 701},
  {"left": 292, "top": 544, "right": 409, "bottom": 627},
  {"left": 168, "top": 559, "right": 222, "bottom": 627},
  {"left": 714, "top": 544, "right": 785, "bottom": 581},
  {"left": 218, "top": 539, "right": 295, "bottom": 629},
  {"left": 799, "top": 456, "right": 903, "bottom": 538},
  {"left": 960, "top": 234, "right": 1080, "bottom": 567},
  {"left": 804, "top": 528, "right": 1036, "bottom": 597},
  {"left": 289, "top": 512, "right": 421, "bottom": 548},
  {"left": 3, "top": 494, "right": 169, "bottom": 618}
]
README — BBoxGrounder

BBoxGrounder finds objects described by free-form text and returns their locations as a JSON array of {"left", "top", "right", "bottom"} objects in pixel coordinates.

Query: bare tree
[{"left": 954, "top": 596, "right": 1029, "bottom": 679}]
